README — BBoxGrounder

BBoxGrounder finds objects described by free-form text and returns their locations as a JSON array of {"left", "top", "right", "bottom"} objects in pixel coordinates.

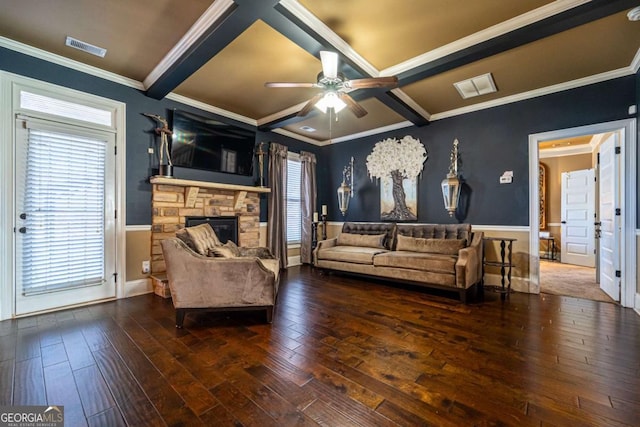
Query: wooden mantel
[
  {"left": 150, "top": 176, "right": 270, "bottom": 209},
  {"left": 150, "top": 176, "right": 270, "bottom": 193}
]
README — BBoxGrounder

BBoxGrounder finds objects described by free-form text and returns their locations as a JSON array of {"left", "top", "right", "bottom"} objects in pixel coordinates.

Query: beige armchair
[{"left": 160, "top": 237, "right": 280, "bottom": 328}]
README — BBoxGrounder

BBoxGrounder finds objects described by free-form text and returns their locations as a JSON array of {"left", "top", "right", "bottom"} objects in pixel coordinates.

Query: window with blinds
[
  {"left": 286, "top": 154, "right": 302, "bottom": 244},
  {"left": 19, "top": 125, "right": 107, "bottom": 295}
]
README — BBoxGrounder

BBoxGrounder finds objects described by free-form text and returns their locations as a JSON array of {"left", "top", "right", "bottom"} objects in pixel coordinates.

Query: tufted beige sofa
[
  {"left": 160, "top": 223, "right": 280, "bottom": 327},
  {"left": 313, "top": 222, "right": 483, "bottom": 302}
]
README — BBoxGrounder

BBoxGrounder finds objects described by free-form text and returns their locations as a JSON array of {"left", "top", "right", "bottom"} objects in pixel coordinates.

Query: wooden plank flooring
[{"left": 1, "top": 265, "right": 639, "bottom": 426}]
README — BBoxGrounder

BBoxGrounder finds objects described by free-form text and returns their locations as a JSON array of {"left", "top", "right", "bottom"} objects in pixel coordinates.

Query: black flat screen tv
[{"left": 170, "top": 110, "right": 256, "bottom": 176}]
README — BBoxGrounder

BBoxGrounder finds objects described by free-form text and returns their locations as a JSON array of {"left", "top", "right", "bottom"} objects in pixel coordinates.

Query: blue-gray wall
[
  {"left": 0, "top": 47, "right": 319, "bottom": 224},
  {"left": 1, "top": 46, "right": 637, "bottom": 227},
  {"left": 320, "top": 76, "right": 637, "bottom": 226}
]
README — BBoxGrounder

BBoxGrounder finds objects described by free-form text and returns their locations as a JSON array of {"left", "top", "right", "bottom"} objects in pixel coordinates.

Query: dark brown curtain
[
  {"left": 300, "top": 151, "right": 317, "bottom": 264},
  {"left": 267, "top": 143, "right": 288, "bottom": 269}
]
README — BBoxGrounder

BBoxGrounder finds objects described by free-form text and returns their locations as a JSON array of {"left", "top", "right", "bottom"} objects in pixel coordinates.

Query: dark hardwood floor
[{"left": 1, "top": 266, "right": 639, "bottom": 426}]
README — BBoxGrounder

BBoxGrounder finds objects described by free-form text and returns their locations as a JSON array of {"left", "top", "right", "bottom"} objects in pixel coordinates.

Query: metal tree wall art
[{"left": 366, "top": 135, "right": 427, "bottom": 221}]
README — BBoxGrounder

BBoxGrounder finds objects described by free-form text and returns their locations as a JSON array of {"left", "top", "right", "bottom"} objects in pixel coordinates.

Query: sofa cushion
[
  {"left": 175, "top": 228, "right": 198, "bottom": 252},
  {"left": 337, "top": 232, "right": 386, "bottom": 249},
  {"left": 396, "top": 235, "right": 466, "bottom": 255},
  {"left": 209, "top": 245, "right": 236, "bottom": 258},
  {"left": 223, "top": 240, "right": 241, "bottom": 256},
  {"left": 317, "top": 246, "right": 389, "bottom": 265},
  {"left": 342, "top": 222, "right": 396, "bottom": 249},
  {"left": 396, "top": 223, "right": 471, "bottom": 244},
  {"left": 373, "top": 251, "right": 457, "bottom": 274},
  {"left": 237, "top": 247, "right": 275, "bottom": 259},
  {"left": 184, "top": 223, "right": 222, "bottom": 255}
]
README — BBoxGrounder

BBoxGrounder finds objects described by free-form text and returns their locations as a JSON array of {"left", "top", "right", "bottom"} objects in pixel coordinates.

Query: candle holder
[
  {"left": 321, "top": 214, "right": 327, "bottom": 240},
  {"left": 311, "top": 220, "right": 319, "bottom": 253}
]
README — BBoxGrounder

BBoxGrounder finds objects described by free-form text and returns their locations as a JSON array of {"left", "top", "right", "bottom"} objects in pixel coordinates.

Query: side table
[
  {"left": 540, "top": 236, "right": 557, "bottom": 261},
  {"left": 483, "top": 237, "right": 516, "bottom": 300}
]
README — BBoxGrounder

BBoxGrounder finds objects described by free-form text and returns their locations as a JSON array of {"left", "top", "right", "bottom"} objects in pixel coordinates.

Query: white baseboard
[
  {"left": 483, "top": 273, "right": 531, "bottom": 294},
  {"left": 635, "top": 292, "right": 640, "bottom": 316},
  {"left": 125, "top": 278, "right": 152, "bottom": 297}
]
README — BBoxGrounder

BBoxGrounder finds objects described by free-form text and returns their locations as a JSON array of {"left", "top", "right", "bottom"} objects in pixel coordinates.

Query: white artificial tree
[{"left": 366, "top": 135, "right": 427, "bottom": 220}]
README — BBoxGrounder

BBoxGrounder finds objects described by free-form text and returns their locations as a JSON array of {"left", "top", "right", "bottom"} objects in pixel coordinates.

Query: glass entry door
[{"left": 14, "top": 116, "right": 116, "bottom": 315}]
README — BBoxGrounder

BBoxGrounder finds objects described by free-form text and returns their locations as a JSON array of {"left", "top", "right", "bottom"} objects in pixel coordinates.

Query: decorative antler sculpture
[{"left": 143, "top": 113, "right": 173, "bottom": 177}]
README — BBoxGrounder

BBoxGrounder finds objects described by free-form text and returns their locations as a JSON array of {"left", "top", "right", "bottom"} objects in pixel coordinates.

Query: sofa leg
[
  {"left": 175, "top": 309, "right": 186, "bottom": 328},
  {"left": 266, "top": 307, "right": 274, "bottom": 323}
]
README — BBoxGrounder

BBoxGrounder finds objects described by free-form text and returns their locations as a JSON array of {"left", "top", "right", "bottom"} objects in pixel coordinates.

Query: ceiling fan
[{"left": 265, "top": 51, "right": 398, "bottom": 118}]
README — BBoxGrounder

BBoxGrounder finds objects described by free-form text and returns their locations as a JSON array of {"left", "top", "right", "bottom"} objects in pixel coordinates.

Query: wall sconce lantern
[
  {"left": 337, "top": 156, "right": 354, "bottom": 216},
  {"left": 441, "top": 139, "right": 461, "bottom": 217}
]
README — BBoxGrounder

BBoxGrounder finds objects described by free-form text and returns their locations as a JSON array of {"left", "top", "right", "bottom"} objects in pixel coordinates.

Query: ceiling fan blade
[
  {"left": 345, "top": 76, "right": 398, "bottom": 89},
  {"left": 265, "top": 82, "right": 317, "bottom": 88},
  {"left": 298, "top": 93, "right": 325, "bottom": 117},
  {"left": 338, "top": 92, "right": 368, "bottom": 118},
  {"left": 320, "top": 51, "right": 338, "bottom": 79}
]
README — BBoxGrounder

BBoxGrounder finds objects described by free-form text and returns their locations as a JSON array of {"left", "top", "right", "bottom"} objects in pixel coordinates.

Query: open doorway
[
  {"left": 538, "top": 135, "right": 611, "bottom": 301},
  {"left": 528, "top": 119, "right": 637, "bottom": 308}
]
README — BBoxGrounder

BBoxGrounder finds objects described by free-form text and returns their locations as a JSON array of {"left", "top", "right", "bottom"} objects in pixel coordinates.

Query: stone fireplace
[{"left": 150, "top": 177, "right": 270, "bottom": 274}]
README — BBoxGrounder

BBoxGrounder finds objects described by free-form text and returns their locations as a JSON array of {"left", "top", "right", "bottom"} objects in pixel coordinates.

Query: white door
[
  {"left": 14, "top": 117, "right": 117, "bottom": 315},
  {"left": 560, "top": 169, "right": 595, "bottom": 267},
  {"left": 597, "top": 134, "right": 620, "bottom": 301}
]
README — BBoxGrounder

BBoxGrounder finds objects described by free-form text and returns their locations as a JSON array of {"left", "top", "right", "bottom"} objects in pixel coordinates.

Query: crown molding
[
  {"left": 257, "top": 101, "right": 308, "bottom": 127},
  {"left": 0, "top": 36, "right": 144, "bottom": 90},
  {"left": 271, "top": 127, "right": 325, "bottom": 145},
  {"left": 631, "top": 47, "right": 640, "bottom": 73},
  {"left": 389, "top": 88, "right": 432, "bottom": 120},
  {"left": 165, "top": 92, "right": 256, "bottom": 126},
  {"left": 430, "top": 66, "right": 633, "bottom": 121},
  {"left": 323, "top": 120, "right": 414, "bottom": 145},
  {"left": 142, "top": 0, "right": 236, "bottom": 89},
  {"left": 382, "top": 0, "right": 590, "bottom": 76}
]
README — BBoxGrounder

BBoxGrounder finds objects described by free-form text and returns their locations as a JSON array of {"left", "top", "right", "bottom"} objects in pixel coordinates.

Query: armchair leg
[
  {"left": 176, "top": 309, "right": 186, "bottom": 328},
  {"left": 266, "top": 307, "right": 274, "bottom": 323}
]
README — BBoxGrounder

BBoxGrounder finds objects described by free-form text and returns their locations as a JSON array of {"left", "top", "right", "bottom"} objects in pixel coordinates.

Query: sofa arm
[
  {"left": 313, "top": 237, "right": 337, "bottom": 264},
  {"left": 455, "top": 232, "right": 484, "bottom": 289},
  {"left": 160, "top": 238, "right": 277, "bottom": 309}
]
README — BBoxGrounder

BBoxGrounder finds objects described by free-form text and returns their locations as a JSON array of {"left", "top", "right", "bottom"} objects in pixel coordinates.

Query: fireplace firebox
[{"left": 185, "top": 216, "right": 238, "bottom": 245}]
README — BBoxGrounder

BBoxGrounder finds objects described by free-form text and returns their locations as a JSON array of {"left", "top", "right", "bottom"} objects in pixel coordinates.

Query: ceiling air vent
[
  {"left": 65, "top": 36, "right": 107, "bottom": 58},
  {"left": 454, "top": 73, "right": 497, "bottom": 99}
]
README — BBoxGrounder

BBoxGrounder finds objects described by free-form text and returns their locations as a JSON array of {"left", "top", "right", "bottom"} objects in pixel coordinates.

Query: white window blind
[
  {"left": 286, "top": 155, "right": 302, "bottom": 244},
  {"left": 20, "top": 126, "right": 107, "bottom": 295}
]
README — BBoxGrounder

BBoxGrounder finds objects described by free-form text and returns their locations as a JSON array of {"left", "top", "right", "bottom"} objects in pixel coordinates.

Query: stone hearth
[{"left": 150, "top": 177, "right": 270, "bottom": 274}]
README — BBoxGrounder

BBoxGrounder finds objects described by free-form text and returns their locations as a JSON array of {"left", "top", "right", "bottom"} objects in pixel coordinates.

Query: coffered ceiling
[{"left": 1, "top": 0, "right": 639, "bottom": 144}]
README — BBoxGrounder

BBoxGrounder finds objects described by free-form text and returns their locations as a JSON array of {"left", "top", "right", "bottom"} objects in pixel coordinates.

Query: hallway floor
[{"left": 539, "top": 260, "right": 615, "bottom": 303}]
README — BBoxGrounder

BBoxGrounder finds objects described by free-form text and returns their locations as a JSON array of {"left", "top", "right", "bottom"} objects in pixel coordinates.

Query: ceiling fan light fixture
[
  {"left": 320, "top": 51, "right": 339, "bottom": 79},
  {"left": 315, "top": 92, "right": 347, "bottom": 114},
  {"left": 628, "top": 6, "right": 640, "bottom": 21}
]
